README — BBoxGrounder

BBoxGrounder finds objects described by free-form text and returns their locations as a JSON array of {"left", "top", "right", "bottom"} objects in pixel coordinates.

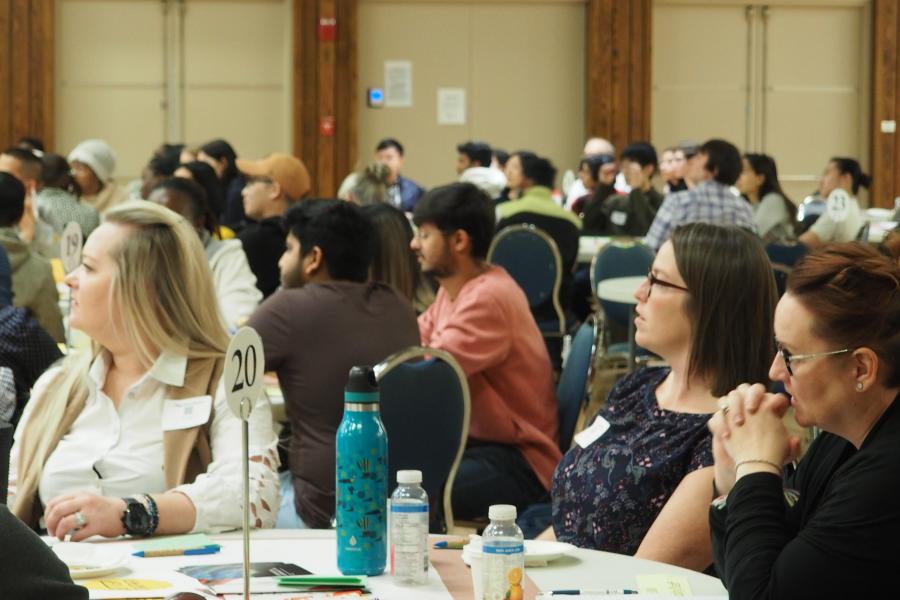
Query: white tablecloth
[{"left": 59, "top": 529, "right": 727, "bottom": 599}]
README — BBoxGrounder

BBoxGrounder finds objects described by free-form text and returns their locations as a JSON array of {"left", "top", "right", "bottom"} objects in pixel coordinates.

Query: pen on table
[
  {"left": 132, "top": 544, "right": 221, "bottom": 557},
  {"left": 546, "top": 590, "right": 639, "bottom": 596},
  {"left": 433, "top": 539, "right": 467, "bottom": 549}
]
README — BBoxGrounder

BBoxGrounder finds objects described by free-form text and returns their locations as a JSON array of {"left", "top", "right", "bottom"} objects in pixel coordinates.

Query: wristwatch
[{"left": 121, "top": 496, "right": 154, "bottom": 536}]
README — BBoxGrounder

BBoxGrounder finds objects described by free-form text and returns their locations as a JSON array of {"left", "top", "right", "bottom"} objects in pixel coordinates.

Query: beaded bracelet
[
  {"left": 735, "top": 459, "right": 783, "bottom": 476},
  {"left": 142, "top": 493, "right": 160, "bottom": 534}
]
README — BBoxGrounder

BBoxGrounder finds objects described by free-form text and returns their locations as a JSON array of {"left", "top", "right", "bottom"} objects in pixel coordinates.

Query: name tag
[
  {"left": 611, "top": 210, "right": 628, "bottom": 226},
  {"left": 574, "top": 414, "right": 610, "bottom": 448},
  {"left": 162, "top": 396, "right": 213, "bottom": 431}
]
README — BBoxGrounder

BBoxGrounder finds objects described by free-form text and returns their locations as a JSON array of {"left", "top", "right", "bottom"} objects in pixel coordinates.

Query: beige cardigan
[{"left": 12, "top": 355, "right": 224, "bottom": 529}]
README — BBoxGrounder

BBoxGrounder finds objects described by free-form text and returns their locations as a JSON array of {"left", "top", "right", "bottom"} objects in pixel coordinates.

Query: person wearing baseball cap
[
  {"left": 67, "top": 139, "right": 127, "bottom": 215},
  {"left": 236, "top": 153, "right": 312, "bottom": 297}
]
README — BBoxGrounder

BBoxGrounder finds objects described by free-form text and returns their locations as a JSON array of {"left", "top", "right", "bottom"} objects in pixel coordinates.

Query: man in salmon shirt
[{"left": 411, "top": 182, "right": 561, "bottom": 519}]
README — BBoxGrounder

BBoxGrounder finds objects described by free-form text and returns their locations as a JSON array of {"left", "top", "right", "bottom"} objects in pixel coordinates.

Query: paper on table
[
  {"left": 636, "top": 574, "right": 693, "bottom": 595},
  {"left": 222, "top": 594, "right": 375, "bottom": 600},
  {"left": 537, "top": 596, "right": 726, "bottom": 600},
  {"left": 81, "top": 571, "right": 203, "bottom": 599},
  {"left": 132, "top": 534, "right": 217, "bottom": 553}
]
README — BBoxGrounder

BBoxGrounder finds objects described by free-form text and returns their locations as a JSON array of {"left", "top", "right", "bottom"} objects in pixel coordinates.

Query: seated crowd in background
[{"left": 0, "top": 127, "right": 896, "bottom": 600}]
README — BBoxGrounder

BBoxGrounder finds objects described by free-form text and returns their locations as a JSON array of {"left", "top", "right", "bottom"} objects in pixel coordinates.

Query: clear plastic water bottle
[
  {"left": 389, "top": 469, "right": 429, "bottom": 585},
  {"left": 335, "top": 366, "right": 388, "bottom": 576},
  {"left": 482, "top": 504, "right": 525, "bottom": 600}
]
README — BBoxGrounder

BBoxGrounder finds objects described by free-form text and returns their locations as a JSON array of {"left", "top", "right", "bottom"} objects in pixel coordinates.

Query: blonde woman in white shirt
[
  {"left": 800, "top": 157, "right": 870, "bottom": 249},
  {"left": 9, "top": 200, "right": 279, "bottom": 539}
]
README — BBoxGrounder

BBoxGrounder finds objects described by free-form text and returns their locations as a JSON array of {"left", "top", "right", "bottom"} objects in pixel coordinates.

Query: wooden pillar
[
  {"left": 872, "top": 0, "right": 899, "bottom": 209},
  {"left": 0, "top": 0, "right": 54, "bottom": 150},
  {"left": 293, "top": 0, "right": 357, "bottom": 197},
  {"left": 585, "top": 0, "right": 652, "bottom": 153}
]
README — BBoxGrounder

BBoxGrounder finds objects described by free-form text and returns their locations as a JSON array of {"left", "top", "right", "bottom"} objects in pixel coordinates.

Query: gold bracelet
[{"left": 735, "top": 459, "right": 783, "bottom": 475}]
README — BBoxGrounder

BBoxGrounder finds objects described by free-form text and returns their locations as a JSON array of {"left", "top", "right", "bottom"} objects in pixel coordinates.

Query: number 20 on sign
[{"left": 224, "top": 327, "right": 266, "bottom": 421}]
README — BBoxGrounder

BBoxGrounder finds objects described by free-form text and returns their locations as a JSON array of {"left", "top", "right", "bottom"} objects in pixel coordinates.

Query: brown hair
[
  {"left": 788, "top": 242, "right": 900, "bottom": 387},
  {"left": 671, "top": 223, "right": 778, "bottom": 396}
]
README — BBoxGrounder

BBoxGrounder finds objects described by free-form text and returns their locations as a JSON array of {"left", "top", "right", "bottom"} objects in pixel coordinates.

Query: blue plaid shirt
[{"left": 645, "top": 180, "right": 757, "bottom": 251}]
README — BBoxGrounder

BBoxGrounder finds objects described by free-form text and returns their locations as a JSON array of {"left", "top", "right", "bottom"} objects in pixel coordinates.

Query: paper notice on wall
[
  {"left": 384, "top": 60, "right": 412, "bottom": 107},
  {"left": 437, "top": 88, "right": 466, "bottom": 125}
]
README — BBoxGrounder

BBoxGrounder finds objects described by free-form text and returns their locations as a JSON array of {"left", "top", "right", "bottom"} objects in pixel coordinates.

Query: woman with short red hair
[{"left": 710, "top": 242, "right": 900, "bottom": 598}]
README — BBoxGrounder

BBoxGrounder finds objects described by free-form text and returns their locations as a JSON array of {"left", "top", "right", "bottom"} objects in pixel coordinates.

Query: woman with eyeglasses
[
  {"left": 546, "top": 223, "right": 777, "bottom": 570},
  {"left": 709, "top": 242, "right": 900, "bottom": 597}
]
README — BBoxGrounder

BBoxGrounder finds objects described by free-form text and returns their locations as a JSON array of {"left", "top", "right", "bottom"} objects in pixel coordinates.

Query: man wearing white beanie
[{"left": 67, "top": 139, "right": 126, "bottom": 214}]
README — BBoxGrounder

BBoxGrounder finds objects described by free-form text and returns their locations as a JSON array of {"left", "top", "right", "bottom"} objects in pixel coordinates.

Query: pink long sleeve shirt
[{"left": 418, "top": 265, "right": 561, "bottom": 489}]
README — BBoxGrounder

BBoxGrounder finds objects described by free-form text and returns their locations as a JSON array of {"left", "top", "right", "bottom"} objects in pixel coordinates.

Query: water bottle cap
[
  {"left": 488, "top": 504, "right": 517, "bottom": 521},
  {"left": 397, "top": 470, "right": 422, "bottom": 484},
  {"left": 345, "top": 366, "right": 378, "bottom": 401}
]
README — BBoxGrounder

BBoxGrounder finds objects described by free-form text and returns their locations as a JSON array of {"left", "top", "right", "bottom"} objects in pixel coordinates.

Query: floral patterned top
[{"left": 551, "top": 367, "right": 713, "bottom": 554}]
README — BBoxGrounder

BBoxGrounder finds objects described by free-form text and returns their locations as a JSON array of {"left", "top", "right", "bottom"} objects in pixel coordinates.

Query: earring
[{"left": 856, "top": 381, "right": 864, "bottom": 391}]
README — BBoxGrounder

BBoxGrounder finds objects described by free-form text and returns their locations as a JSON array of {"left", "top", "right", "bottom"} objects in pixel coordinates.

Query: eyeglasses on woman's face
[
  {"left": 646, "top": 272, "right": 689, "bottom": 299},
  {"left": 775, "top": 341, "right": 851, "bottom": 376}
]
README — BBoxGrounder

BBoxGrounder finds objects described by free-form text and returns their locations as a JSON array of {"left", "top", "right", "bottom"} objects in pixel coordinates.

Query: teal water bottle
[{"left": 336, "top": 366, "right": 389, "bottom": 575}]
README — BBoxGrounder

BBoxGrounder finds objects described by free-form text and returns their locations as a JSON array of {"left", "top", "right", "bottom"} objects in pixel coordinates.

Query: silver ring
[
  {"left": 73, "top": 511, "right": 88, "bottom": 529},
  {"left": 719, "top": 403, "right": 730, "bottom": 415}
]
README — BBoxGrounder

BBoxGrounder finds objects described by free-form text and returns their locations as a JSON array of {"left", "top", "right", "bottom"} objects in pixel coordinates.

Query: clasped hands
[{"left": 708, "top": 383, "right": 803, "bottom": 497}]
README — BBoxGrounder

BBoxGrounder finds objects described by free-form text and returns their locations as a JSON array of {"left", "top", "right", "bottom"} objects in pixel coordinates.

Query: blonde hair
[
  {"left": 351, "top": 163, "right": 391, "bottom": 205},
  {"left": 14, "top": 200, "right": 228, "bottom": 515}
]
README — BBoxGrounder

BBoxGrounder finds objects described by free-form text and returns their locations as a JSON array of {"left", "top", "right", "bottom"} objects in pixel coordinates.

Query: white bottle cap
[
  {"left": 397, "top": 469, "right": 422, "bottom": 484},
  {"left": 488, "top": 504, "right": 517, "bottom": 521}
]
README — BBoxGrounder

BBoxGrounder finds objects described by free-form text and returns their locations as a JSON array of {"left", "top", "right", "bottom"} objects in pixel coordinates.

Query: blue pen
[
  {"left": 433, "top": 539, "right": 467, "bottom": 549},
  {"left": 133, "top": 544, "right": 221, "bottom": 557},
  {"left": 549, "top": 591, "right": 639, "bottom": 596}
]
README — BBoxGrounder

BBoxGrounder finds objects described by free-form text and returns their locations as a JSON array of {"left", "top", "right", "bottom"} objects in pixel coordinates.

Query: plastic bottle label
[
  {"left": 391, "top": 504, "right": 428, "bottom": 513},
  {"left": 389, "top": 503, "right": 428, "bottom": 584},
  {"left": 483, "top": 543, "right": 524, "bottom": 555},
  {"left": 483, "top": 541, "right": 524, "bottom": 600}
]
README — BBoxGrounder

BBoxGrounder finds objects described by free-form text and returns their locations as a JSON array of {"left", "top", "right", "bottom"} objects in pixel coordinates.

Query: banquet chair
[
  {"left": 590, "top": 239, "right": 654, "bottom": 366},
  {"left": 374, "top": 346, "right": 470, "bottom": 533},
  {"left": 556, "top": 316, "right": 599, "bottom": 453},
  {"left": 488, "top": 224, "right": 565, "bottom": 338},
  {"left": 765, "top": 242, "right": 808, "bottom": 297}
]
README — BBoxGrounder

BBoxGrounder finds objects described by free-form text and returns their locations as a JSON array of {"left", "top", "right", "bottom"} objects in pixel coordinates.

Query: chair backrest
[
  {"left": 374, "top": 346, "right": 470, "bottom": 532},
  {"left": 766, "top": 242, "right": 808, "bottom": 297},
  {"left": 0, "top": 420, "right": 11, "bottom": 503},
  {"left": 556, "top": 317, "right": 597, "bottom": 452},
  {"left": 488, "top": 224, "right": 564, "bottom": 333},
  {"left": 590, "top": 239, "right": 653, "bottom": 327}
]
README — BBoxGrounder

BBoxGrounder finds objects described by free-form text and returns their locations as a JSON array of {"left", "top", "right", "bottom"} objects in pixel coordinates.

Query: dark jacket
[
  {"left": 0, "top": 245, "right": 10, "bottom": 307},
  {"left": 710, "top": 394, "right": 900, "bottom": 599},
  {"left": 0, "top": 504, "right": 88, "bottom": 599},
  {"left": 582, "top": 184, "right": 663, "bottom": 237},
  {"left": 392, "top": 175, "right": 426, "bottom": 213}
]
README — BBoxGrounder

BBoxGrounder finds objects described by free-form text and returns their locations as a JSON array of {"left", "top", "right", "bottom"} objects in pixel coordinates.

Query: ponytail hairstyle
[
  {"left": 830, "top": 157, "right": 871, "bottom": 195},
  {"left": 351, "top": 162, "right": 392, "bottom": 205}
]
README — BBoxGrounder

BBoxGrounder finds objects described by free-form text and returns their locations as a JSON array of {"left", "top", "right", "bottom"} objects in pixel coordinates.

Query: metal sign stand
[{"left": 224, "top": 327, "right": 265, "bottom": 600}]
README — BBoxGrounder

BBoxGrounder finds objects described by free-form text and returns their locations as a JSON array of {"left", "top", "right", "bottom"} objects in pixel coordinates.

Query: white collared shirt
[{"left": 9, "top": 350, "right": 280, "bottom": 532}]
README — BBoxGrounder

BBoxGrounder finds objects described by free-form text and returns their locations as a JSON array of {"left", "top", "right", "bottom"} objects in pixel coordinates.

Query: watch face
[{"left": 124, "top": 500, "right": 152, "bottom": 534}]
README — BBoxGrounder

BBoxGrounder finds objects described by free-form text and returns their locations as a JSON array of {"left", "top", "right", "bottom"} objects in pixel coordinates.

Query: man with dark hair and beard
[
  {"left": 247, "top": 199, "right": 418, "bottom": 529},
  {"left": 411, "top": 182, "right": 560, "bottom": 521}
]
